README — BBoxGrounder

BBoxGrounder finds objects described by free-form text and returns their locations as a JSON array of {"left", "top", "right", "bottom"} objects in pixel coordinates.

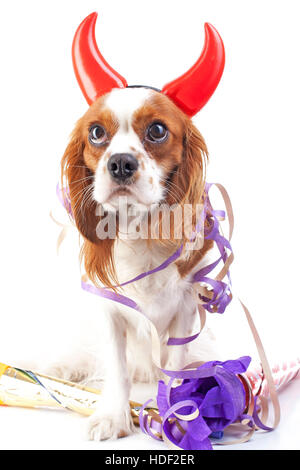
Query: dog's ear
[
  {"left": 172, "top": 119, "right": 208, "bottom": 211},
  {"left": 173, "top": 119, "right": 213, "bottom": 271},
  {"left": 61, "top": 122, "right": 101, "bottom": 244}
]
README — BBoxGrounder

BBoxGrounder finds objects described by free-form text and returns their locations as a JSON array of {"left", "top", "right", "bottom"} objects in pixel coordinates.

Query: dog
[{"left": 45, "top": 13, "right": 226, "bottom": 441}]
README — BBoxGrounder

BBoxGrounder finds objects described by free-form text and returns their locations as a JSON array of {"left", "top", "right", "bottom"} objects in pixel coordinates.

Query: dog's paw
[{"left": 86, "top": 405, "right": 135, "bottom": 441}]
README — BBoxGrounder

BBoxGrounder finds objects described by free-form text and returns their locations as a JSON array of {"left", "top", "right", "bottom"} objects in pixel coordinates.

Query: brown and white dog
[{"left": 48, "top": 13, "right": 225, "bottom": 441}]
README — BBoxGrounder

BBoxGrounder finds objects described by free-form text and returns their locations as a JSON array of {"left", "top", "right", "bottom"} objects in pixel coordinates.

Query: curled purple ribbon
[{"left": 140, "top": 356, "right": 252, "bottom": 450}]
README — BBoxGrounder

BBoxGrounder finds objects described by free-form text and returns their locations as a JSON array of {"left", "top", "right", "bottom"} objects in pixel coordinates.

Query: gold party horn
[{"left": 0, "top": 362, "right": 160, "bottom": 428}]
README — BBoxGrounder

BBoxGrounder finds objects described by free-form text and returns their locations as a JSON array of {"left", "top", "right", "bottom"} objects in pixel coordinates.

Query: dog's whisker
[
  {"left": 72, "top": 190, "right": 94, "bottom": 215},
  {"left": 69, "top": 176, "right": 94, "bottom": 186},
  {"left": 161, "top": 180, "right": 185, "bottom": 202},
  {"left": 71, "top": 183, "right": 95, "bottom": 213},
  {"left": 79, "top": 184, "right": 95, "bottom": 218},
  {"left": 66, "top": 164, "right": 92, "bottom": 169},
  {"left": 71, "top": 182, "right": 93, "bottom": 203}
]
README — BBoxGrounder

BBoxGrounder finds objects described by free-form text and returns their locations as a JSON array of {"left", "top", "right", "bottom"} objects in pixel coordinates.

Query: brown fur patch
[
  {"left": 132, "top": 93, "right": 186, "bottom": 174},
  {"left": 82, "top": 101, "right": 119, "bottom": 172},
  {"left": 176, "top": 239, "right": 213, "bottom": 278}
]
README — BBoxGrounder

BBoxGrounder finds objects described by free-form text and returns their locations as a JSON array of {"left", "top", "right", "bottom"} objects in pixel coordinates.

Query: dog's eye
[
  {"left": 89, "top": 125, "right": 107, "bottom": 146},
  {"left": 146, "top": 123, "right": 168, "bottom": 143}
]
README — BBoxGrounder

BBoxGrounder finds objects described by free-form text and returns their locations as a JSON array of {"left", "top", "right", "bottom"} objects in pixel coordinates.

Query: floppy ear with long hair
[
  {"left": 157, "top": 117, "right": 209, "bottom": 256},
  {"left": 173, "top": 120, "right": 214, "bottom": 275},
  {"left": 61, "top": 122, "right": 117, "bottom": 287},
  {"left": 170, "top": 119, "right": 208, "bottom": 212}
]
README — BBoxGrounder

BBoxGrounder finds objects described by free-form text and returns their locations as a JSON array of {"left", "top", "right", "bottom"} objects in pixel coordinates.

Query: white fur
[{"left": 104, "top": 87, "right": 152, "bottom": 125}]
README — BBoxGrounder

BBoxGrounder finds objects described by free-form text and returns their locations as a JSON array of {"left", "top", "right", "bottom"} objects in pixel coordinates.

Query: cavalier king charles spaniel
[{"left": 44, "top": 13, "right": 225, "bottom": 441}]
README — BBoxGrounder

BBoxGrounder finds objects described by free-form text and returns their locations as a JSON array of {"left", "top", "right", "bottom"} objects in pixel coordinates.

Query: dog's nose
[{"left": 107, "top": 153, "right": 138, "bottom": 182}]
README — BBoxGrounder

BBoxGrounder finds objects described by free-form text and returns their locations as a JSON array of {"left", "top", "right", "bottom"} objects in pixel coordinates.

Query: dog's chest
[
  {"left": 113, "top": 239, "right": 184, "bottom": 294},
  {"left": 113, "top": 239, "right": 193, "bottom": 328}
]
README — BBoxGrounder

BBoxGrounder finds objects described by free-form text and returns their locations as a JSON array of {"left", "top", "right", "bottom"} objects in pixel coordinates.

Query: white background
[{"left": 0, "top": 0, "right": 299, "bottom": 450}]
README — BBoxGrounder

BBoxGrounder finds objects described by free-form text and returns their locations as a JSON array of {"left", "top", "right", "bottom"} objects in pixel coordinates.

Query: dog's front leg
[{"left": 86, "top": 310, "right": 135, "bottom": 441}]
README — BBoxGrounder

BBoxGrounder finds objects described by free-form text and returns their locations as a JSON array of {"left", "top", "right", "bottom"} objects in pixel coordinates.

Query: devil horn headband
[{"left": 72, "top": 12, "right": 225, "bottom": 117}]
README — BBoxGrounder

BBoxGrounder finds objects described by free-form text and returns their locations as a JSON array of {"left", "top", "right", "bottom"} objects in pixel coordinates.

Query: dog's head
[
  {"left": 61, "top": 13, "right": 224, "bottom": 286},
  {"left": 62, "top": 87, "right": 207, "bottom": 230}
]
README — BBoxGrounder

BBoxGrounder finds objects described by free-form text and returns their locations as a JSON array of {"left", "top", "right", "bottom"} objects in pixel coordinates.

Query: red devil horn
[
  {"left": 162, "top": 23, "right": 225, "bottom": 117},
  {"left": 72, "top": 12, "right": 127, "bottom": 105}
]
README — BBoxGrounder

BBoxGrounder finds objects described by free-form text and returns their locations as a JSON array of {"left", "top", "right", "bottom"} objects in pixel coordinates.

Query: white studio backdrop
[{"left": 0, "top": 0, "right": 299, "bottom": 450}]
